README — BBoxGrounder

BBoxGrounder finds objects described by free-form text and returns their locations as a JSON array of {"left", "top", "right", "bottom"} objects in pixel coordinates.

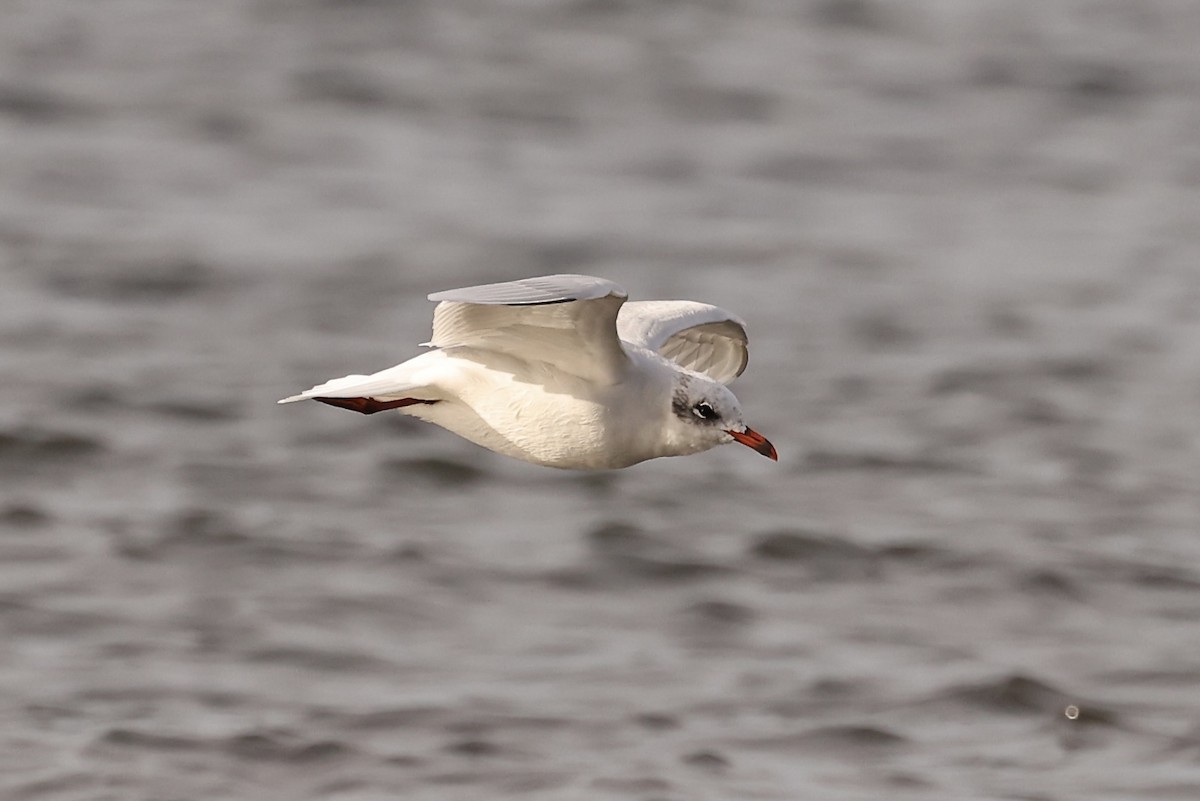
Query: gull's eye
[{"left": 692, "top": 401, "right": 718, "bottom": 421}]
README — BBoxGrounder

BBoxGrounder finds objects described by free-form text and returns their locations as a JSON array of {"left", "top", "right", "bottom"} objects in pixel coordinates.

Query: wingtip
[{"left": 277, "top": 395, "right": 306, "bottom": 404}]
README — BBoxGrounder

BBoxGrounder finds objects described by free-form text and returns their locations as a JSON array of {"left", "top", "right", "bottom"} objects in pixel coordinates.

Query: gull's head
[{"left": 664, "top": 373, "right": 778, "bottom": 461}]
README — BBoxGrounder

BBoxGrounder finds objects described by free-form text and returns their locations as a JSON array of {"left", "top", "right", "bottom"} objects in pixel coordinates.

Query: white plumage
[{"left": 280, "top": 274, "right": 775, "bottom": 469}]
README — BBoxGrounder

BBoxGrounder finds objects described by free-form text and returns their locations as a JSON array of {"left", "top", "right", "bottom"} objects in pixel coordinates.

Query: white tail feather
[{"left": 278, "top": 368, "right": 427, "bottom": 404}]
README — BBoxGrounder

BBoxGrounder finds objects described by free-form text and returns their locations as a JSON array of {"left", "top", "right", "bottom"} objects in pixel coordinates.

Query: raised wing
[
  {"left": 616, "top": 300, "right": 749, "bottom": 384},
  {"left": 427, "top": 274, "right": 629, "bottom": 384}
]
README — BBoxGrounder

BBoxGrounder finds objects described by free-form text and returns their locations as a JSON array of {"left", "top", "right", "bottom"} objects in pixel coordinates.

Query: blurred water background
[{"left": 4, "top": 1, "right": 1200, "bottom": 799}]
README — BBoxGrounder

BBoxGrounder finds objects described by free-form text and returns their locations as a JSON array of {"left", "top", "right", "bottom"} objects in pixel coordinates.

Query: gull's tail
[{"left": 278, "top": 364, "right": 438, "bottom": 415}]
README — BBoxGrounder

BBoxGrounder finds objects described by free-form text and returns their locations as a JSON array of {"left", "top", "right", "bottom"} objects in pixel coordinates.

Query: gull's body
[
  {"left": 362, "top": 345, "right": 675, "bottom": 469},
  {"left": 280, "top": 274, "right": 776, "bottom": 470}
]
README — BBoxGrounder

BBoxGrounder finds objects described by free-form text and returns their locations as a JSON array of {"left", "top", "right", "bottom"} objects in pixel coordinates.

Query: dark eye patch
[{"left": 692, "top": 401, "right": 718, "bottom": 421}]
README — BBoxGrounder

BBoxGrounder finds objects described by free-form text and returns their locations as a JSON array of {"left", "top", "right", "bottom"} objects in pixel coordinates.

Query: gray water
[{"left": 4, "top": 1, "right": 1200, "bottom": 799}]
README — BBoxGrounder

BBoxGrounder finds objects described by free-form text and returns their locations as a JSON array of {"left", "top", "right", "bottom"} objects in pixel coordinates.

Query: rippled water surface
[{"left": 4, "top": 1, "right": 1200, "bottom": 799}]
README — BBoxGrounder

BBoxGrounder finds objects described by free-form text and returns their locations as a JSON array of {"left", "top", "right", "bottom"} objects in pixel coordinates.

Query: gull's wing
[
  {"left": 617, "top": 300, "right": 748, "bottom": 384},
  {"left": 427, "top": 274, "right": 629, "bottom": 384}
]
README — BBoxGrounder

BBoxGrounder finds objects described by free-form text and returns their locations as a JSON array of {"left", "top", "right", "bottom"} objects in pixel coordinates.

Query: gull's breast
[{"left": 413, "top": 356, "right": 660, "bottom": 469}]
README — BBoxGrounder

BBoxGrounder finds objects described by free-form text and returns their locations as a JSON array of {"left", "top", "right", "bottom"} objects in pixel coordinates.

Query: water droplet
[{"left": 1064, "top": 704, "right": 1080, "bottom": 720}]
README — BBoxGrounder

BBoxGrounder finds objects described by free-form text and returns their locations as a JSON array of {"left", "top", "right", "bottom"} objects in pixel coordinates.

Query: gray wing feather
[
  {"left": 427, "top": 274, "right": 630, "bottom": 384},
  {"left": 428, "top": 274, "right": 624, "bottom": 306}
]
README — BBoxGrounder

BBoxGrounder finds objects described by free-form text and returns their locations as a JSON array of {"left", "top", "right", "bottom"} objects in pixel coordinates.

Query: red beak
[{"left": 726, "top": 427, "right": 778, "bottom": 461}]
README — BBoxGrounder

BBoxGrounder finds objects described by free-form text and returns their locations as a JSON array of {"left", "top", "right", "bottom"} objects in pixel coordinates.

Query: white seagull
[{"left": 279, "top": 274, "right": 776, "bottom": 470}]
